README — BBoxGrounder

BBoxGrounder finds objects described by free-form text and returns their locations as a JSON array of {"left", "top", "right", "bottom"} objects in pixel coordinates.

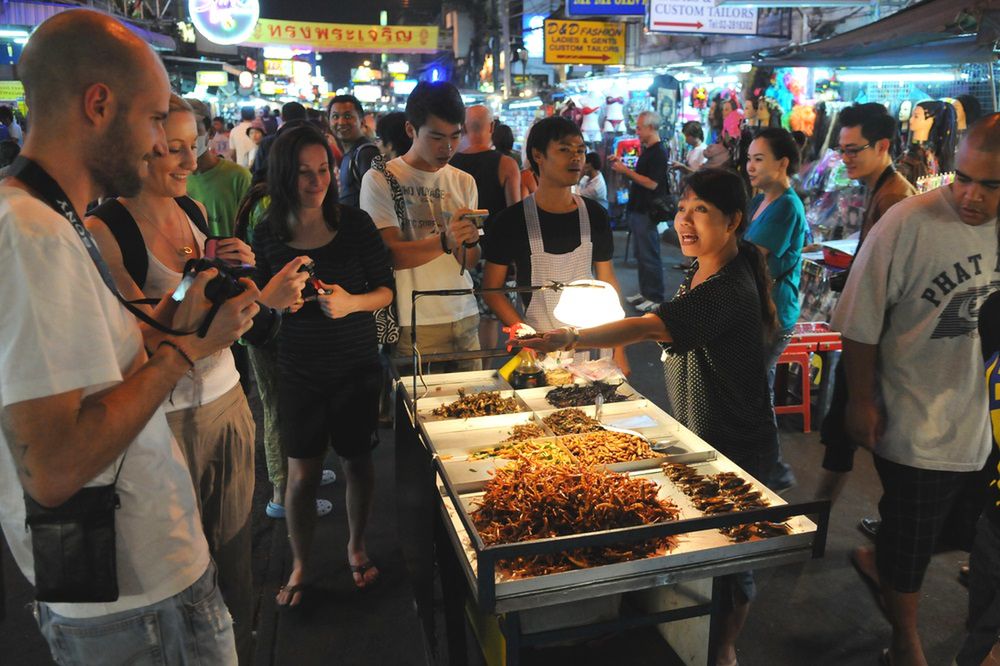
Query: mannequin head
[
  {"left": 909, "top": 104, "right": 935, "bottom": 142},
  {"left": 910, "top": 100, "right": 958, "bottom": 171},
  {"left": 743, "top": 99, "right": 757, "bottom": 120},
  {"left": 757, "top": 101, "right": 772, "bottom": 127}
]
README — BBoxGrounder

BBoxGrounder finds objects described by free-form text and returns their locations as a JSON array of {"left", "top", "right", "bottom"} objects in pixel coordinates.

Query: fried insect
[
  {"left": 559, "top": 431, "right": 658, "bottom": 466},
  {"left": 544, "top": 381, "right": 630, "bottom": 408},
  {"left": 430, "top": 390, "right": 521, "bottom": 419},
  {"left": 660, "top": 462, "right": 791, "bottom": 542},
  {"left": 470, "top": 463, "right": 680, "bottom": 578},
  {"left": 543, "top": 408, "right": 604, "bottom": 435},
  {"left": 468, "top": 438, "right": 575, "bottom": 465}
]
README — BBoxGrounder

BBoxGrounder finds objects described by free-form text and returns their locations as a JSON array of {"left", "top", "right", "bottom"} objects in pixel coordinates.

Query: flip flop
[
  {"left": 320, "top": 469, "right": 337, "bottom": 486},
  {"left": 350, "top": 560, "right": 380, "bottom": 590},
  {"left": 879, "top": 648, "right": 891, "bottom": 665},
  {"left": 265, "top": 499, "right": 333, "bottom": 519},
  {"left": 275, "top": 582, "right": 314, "bottom": 613}
]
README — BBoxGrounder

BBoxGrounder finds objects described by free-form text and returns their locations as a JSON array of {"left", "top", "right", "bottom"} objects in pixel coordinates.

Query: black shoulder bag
[
  {"left": 8, "top": 156, "right": 169, "bottom": 603},
  {"left": 368, "top": 154, "right": 402, "bottom": 345}
]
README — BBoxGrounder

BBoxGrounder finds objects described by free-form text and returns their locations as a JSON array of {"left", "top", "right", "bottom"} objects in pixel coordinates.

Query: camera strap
[{"left": 8, "top": 157, "right": 193, "bottom": 336}]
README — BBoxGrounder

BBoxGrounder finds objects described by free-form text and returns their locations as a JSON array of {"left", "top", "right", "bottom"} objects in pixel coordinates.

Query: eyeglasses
[{"left": 834, "top": 143, "right": 873, "bottom": 158}]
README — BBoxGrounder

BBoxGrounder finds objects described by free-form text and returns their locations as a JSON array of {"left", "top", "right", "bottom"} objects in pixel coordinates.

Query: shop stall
[{"left": 394, "top": 364, "right": 830, "bottom": 666}]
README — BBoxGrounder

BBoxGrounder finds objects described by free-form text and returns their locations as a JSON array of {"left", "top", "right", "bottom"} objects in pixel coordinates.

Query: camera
[
  {"left": 172, "top": 257, "right": 281, "bottom": 347},
  {"left": 462, "top": 209, "right": 490, "bottom": 230}
]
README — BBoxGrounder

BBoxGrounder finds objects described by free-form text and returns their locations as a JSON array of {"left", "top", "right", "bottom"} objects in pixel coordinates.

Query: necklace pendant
[{"left": 180, "top": 246, "right": 194, "bottom": 256}]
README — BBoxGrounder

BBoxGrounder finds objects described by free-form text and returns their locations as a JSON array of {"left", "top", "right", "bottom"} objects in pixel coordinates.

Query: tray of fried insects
[
  {"left": 400, "top": 370, "right": 513, "bottom": 399},
  {"left": 514, "top": 379, "right": 642, "bottom": 412},
  {"left": 434, "top": 451, "right": 819, "bottom": 611},
  {"left": 414, "top": 388, "right": 532, "bottom": 424}
]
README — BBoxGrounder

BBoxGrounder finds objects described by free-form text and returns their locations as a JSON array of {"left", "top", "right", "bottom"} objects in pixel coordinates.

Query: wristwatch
[
  {"left": 440, "top": 232, "right": 452, "bottom": 255},
  {"left": 562, "top": 326, "right": 581, "bottom": 351}
]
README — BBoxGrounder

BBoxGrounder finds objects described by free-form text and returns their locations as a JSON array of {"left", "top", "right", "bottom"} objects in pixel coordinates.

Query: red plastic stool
[{"left": 775, "top": 342, "right": 815, "bottom": 433}]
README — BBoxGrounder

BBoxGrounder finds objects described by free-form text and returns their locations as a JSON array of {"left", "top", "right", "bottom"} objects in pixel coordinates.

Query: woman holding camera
[
  {"left": 522, "top": 169, "right": 778, "bottom": 666},
  {"left": 85, "top": 94, "right": 306, "bottom": 663},
  {"left": 252, "top": 125, "right": 394, "bottom": 607}
]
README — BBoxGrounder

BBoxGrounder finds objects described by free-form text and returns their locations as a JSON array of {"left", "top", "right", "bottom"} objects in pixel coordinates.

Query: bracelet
[
  {"left": 463, "top": 239, "right": 479, "bottom": 248},
  {"left": 158, "top": 340, "right": 194, "bottom": 370},
  {"left": 440, "top": 232, "right": 452, "bottom": 255},
  {"left": 563, "top": 326, "right": 581, "bottom": 351}
]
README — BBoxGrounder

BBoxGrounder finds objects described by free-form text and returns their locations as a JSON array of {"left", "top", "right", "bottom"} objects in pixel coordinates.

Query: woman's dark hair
[
  {"left": 682, "top": 168, "right": 778, "bottom": 337},
  {"left": 682, "top": 120, "right": 704, "bottom": 142},
  {"left": 585, "top": 152, "right": 601, "bottom": 171},
  {"left": 265, "top": 125, "right": 340, "bottom": 242},
  {"left": 525, "top": 116, "right": 583, "bottom": 175},
  {"left": 406, "top": 81, "right": 464, "bottom": 131},
  {"left": 956, "top": 94, "right": 983, "bottom": 125},
  {"left": 752, "top": 127, "right": 800, "bottom": 176},
  {"left": 376, "top": 111, "right": 412, "bottom": 157},
  {"left": 0, "top": 139, "right": 20, "bottom": 168},
  {"left": 492, "top": 123, "right": 515, "bottom": 155}
]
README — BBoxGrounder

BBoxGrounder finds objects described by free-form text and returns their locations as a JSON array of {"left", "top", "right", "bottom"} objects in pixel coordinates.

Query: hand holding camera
[
  {"left": 170, "top": 269, "right": 260, "bottom": 360},
  {"left": 260, "top": 255, "right": 312, "bottom": 312},
  {"left": 446, "top": 208, "right": 484, "bottom": 250}
]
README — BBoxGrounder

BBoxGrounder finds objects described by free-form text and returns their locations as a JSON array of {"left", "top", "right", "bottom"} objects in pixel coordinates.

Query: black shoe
[{"left": 859, "top": 517, "right": 881, "bottom": 539}]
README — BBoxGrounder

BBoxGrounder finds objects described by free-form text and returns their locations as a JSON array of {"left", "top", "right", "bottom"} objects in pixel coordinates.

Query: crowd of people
[{"left": 2, "top": 9, "right": 1000, "bottom": 666}]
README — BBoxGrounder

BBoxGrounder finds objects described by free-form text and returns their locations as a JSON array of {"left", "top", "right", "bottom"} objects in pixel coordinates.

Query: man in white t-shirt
[
  {"left": 0, "top": 10, "right": 257, "bottom": 663},
  {"left": 360, "top": 81, "right": 482, "bottom": 371},
  {"left": 229, "top": 107, "right": 256, "bottom": 167},
  {"left": 833, "top": 115, "right": 1000, "bottom": 666}
]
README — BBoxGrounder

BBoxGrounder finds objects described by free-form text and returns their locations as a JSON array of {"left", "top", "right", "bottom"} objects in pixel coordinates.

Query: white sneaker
[
  {"left": 626, "top": 293, "right": 645, "bottom": 305},
  {"left": 635, "top": 300, "right": 659, "bottom": 313}
]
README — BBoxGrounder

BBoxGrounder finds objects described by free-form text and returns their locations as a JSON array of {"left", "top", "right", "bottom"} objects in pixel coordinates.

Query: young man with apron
[{"left": 483, "top": 116, "right": 628, "bottom": 372}]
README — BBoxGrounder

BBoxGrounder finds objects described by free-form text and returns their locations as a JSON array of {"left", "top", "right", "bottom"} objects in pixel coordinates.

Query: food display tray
[
  {"left": 514, "top": 381, "right": 642, "bottom": 412},
  {"left": 437, "top": 453, "right": 820, "bottom": 612},
  {"left": 415, "top": 390, "right": 530, "bottom": 423},
  {"left": 400, "top": 370, "right": 513, "bottom": 399}
]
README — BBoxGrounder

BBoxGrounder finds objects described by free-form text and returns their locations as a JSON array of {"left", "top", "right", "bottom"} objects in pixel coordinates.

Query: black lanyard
[
  {"left": 8, "top": 156, "right": 191, "bottom": 335},
  {"left": 870, "top": 165, "right": 896, "bottom": 199}
]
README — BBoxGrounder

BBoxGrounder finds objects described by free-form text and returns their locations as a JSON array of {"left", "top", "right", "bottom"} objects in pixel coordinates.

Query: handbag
[
  {"left": 369, "top": 154, "right": 404, "bottom": 345},
  {"left": 24, "top": 455, "right": 126, "bottom": 603}
]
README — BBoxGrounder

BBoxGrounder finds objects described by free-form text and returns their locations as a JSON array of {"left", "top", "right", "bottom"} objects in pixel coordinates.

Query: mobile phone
[
  {"left": 462, "top": 209, "right": 490, "bottom": 230},
  {"left": 204, "top": 236, "right": 225, "bottom": 260}
]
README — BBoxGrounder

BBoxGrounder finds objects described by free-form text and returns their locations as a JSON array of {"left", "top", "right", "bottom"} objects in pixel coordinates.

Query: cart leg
[
  {"left": 504, "top": 612, "right": 522, "bottom": 666},
  {"left": 706, "top": 577, "right": 723, "bottom": 666},
  {"left": 394, "top": 390, "right": 437, "bottom": 655},
  {"left": 435, "top": 507, "right": 469, "bottom": 665}
]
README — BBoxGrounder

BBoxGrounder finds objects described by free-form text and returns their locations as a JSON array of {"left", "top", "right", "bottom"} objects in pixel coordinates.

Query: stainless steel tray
[
  {"left": 415, "top": 390, "right": 530, "bottom": 423},
  {"left": 437, "top": 453, "right": 818, "bottom": 609},
  {"left": 399, "top": 370, "right": 513, "bottom": 399},
  {"left": 515, "top": 381, "right": 642, "bottom": 412}
]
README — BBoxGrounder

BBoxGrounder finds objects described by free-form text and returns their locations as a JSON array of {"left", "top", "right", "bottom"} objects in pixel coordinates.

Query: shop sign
[
  {"left": 0, "top": 80, "right": 25, "bottom": 100},
  {"left": 567, "top": 0, "right": 645, "bottom": 16},
  {"left": 649, "top": 0, "right": 758, "bottom": 36},
  {"left": 196, "top": 70, "right": 229, "bottom": 87},
  {"left": 245, "top": 19, "right": 439, "bottom": 54},
  {"left": 263, "top": 59, "right": 294, "bottom": 77},
  {"left": 188, "top": 0, "right": 260, "bottom": 46},
  {"left": 543, "top": 18, "right": 625, "bottom": 66}
]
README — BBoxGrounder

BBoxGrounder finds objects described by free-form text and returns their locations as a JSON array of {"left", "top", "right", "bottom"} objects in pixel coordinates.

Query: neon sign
[{"left": 188, "top": 0, "right": 260, "bottom": 46}]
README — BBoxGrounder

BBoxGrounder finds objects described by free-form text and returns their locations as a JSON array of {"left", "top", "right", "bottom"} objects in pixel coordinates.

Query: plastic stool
[{"left": 775, "top": 345, "right": 813, "bottom": 433}]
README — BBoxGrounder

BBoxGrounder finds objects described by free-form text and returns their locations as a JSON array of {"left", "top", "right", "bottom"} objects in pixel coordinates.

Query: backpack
[{"left": 89, "top": 196, "right": 210, "bottom": 289}]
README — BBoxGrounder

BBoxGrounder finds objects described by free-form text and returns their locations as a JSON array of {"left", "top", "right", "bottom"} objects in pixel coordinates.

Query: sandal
[
  {"left": 350, "top": 560, "right": 381, "bottom": 590},
  {"left": 275, "top": 582, "right": 314, "bottom": 612},
  {"left": 879, "top": 648, "right": 891, "bottom": 666},
  {"left": 265, "top": 499, "right": 333, "bottom": 519}
]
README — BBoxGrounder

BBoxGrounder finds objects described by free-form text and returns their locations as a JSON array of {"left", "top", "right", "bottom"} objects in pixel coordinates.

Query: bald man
[
  {"left": 450, "top": 104, "right": 521, "bottom": 216},
  {"left": 0, "top": 9, "right": 254, "bottom": 663},
  {"left": 833, "top": 114, "right": 1000, "bottom": 666}
]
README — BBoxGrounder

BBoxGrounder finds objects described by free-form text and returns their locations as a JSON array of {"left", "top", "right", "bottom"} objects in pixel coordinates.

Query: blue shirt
[{"left": 745, "top": 188, "right": 806, "bottom": 332}]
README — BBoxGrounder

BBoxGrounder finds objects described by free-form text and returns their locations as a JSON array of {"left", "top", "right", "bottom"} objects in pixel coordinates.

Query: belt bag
[{"left": 24, "top": 457, "right": 125, "bottom": 603}]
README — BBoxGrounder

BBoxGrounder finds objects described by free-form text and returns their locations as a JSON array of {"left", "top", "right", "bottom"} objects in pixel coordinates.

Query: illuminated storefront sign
[
  {"left": 188, "top": 0, "right": 261, "bottom": 45},
  {"left": 246, "top": 19, "right": 438, "bottom": 53}
]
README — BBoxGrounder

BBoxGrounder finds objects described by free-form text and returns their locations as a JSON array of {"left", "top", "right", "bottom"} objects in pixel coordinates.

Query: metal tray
[
  {"left": 437, "top": 454, "right": 818, "bottom": 610},
  {"left": 399, "top": 370, "right": 512, "bottom": 399},
  {"left": 415, "top": 390, "right": 530, "bottom": 423},
  {"left": 515, "top": 381, "right": 642, "bottom": 412}
]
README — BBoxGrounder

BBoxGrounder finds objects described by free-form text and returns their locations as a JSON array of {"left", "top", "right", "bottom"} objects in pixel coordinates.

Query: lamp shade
[{"left": 553, "top": 280, "right": 626, "bottom": 329}]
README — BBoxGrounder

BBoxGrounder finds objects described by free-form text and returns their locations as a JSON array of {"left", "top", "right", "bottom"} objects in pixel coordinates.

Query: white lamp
[{"left": 553, "top": 280, "right": 626, "bottom": 329}]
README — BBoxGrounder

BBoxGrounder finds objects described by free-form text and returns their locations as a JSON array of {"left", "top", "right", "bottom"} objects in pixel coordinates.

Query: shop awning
[
  {"left": 0, "top": 1, "right": 176, "bottom": 51},
  {"left": 748, "top": 0, "right": 997, "bottom": 66}
]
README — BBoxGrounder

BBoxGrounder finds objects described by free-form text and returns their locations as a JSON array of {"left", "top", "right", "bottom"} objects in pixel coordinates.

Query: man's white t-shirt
[
  {"left": 360, "top": 157, "right": 479, "bottom": 326},
  {"left": 832, "top": 186, "right": 998, "bottom": 472},
  {"left": 0, "top": 186, "right": 210, "bottom": 618},
  {"left": 230, "top": 120, "right": 255, "bottom": 167}
]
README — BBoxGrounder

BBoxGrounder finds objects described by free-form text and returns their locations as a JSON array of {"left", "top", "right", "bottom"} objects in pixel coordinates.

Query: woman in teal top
[{"left": 744, "top": 127, "right": 807, "bottom": 490}]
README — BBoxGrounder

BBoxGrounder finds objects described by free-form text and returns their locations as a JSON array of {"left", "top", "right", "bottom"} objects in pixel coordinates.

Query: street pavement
[{"left": 0, "top": 231, "right": 973, "bottom": 665}]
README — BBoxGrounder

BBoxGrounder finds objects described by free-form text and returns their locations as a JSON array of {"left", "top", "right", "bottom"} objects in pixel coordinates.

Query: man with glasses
[{"left": 330, "top": 94, "right": 380, "bottom": 208}]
